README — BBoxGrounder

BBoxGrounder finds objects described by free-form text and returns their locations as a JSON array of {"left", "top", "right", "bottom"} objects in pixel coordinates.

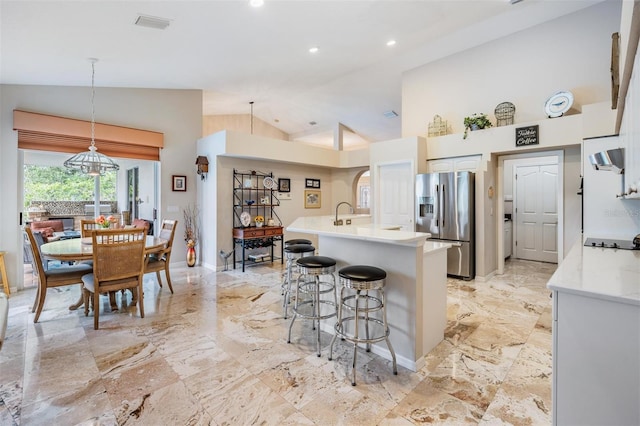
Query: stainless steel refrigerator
[{"left": 416, "top": 171, "right": 475, "bottom": 280}]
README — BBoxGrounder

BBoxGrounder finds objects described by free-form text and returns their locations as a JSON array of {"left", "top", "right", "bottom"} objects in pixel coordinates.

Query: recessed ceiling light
[
  {"left": 134, "top": 14, "right": 171, "bottom": 30},
  {"left": 309, "top": 121, "right": 317, "bottom": 126},
  {"left": 249, "top": 0, "right": 264, "bottom": 7},
  {"left": 309, "top": 46, "right": 319, "bottom": 54},
  {"left": 386, "top": 40, "right": 396, "bottom": 47}
]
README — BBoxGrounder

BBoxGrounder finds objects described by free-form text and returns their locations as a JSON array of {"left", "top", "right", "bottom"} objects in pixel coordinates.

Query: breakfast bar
[{"left": 287, "top": 215, "right": 449, "bottom": 371}]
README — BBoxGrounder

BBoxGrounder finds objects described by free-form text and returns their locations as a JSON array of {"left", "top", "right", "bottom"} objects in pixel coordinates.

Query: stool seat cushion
[
  {"left": 339, "top": 265, "right": 386, "bottom": 282},
  {"left": 297, "top": 256, "right": 336, "bottom": 268},
  {"left": 285, "top": 239, "right": 313, "bottom": 246},
  {"left": 284, "top": 244, "right": 315, "bottom": 254}
]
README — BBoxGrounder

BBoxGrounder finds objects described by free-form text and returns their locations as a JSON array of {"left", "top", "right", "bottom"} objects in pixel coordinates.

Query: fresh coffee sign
[{"left": 516, "top": 125, "right": 539, "bottom": 147}]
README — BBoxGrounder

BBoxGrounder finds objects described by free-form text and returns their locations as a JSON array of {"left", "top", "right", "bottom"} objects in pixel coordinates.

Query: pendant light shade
[
  {"left": 64, "top": 145, "right": 120, "bottom": 176},
  {"left": 64, "top": 58, "right": 119, "bottom": 175}
]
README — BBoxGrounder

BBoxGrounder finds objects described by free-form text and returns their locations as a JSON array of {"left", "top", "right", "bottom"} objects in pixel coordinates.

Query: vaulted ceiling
[{"left": 1, "top": 0, "right": 604, "bottom": 147}]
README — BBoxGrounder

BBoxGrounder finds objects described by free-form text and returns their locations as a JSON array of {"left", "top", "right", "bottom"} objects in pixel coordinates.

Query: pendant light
[
  {"left": 249, "top": 101, "right": 254, "bottom": 135},
  {"left": 64, "top": 58, "right": 119, "bottom": 176}
]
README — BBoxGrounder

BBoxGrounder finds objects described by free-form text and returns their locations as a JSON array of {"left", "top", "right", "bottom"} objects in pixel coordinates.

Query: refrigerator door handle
[
  {"left": 435, "top": 184, "right": 439, "bottom": 227},
  {"left": 441, "top": 184, "right": 445, "bottom": 228}
]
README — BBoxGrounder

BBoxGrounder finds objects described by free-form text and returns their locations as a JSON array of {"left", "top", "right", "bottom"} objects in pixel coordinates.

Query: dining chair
[
  {"left": 81, "top": 228, "right": 146, "bottom": 330},
  {"left": 80, "top": 219, "right": 100, "bottom": 237},
  {"left": 145, "top": 219, "right": 177, "bottom": 293},
  {"left": 25, "top": 227, "right": 93, "bottom": 323}
]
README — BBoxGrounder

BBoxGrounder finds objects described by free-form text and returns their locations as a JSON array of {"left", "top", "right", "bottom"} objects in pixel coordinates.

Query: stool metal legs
[
  {"left": 329, "top": 286, "right": 397, "bottom": 385},
  {"left": 281, "top": 249, "right": 314, "bottom": 319},
  {"left": 287, "top": 271, "right": 337, "bottom": 357},
  {"left": 282, "top": 253, "right": 295, "bottom": 319}
]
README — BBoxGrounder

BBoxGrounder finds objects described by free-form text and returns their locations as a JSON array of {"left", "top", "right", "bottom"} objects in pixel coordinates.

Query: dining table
[{"left": 40, "top": 235, "right": 168, "bottom": 310}]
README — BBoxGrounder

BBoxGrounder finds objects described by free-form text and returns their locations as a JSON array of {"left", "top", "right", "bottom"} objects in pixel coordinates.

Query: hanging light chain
[
  {"left": 63, "top": 57, "right": 119, "bottom": 175},
  {"left": 90, "top": 58, "right": 97, "bottom": 147},
  {"left": 91, "top": 63, "right": 95, "bottom": 144}
]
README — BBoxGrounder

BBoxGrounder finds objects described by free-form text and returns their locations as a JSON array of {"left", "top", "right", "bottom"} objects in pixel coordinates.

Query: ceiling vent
[
  {"left": 135, "top": 14, "right": 171, "bottom": 30},
  {"left": 383, "top": 110, "right": 399, "bottom": 118}
]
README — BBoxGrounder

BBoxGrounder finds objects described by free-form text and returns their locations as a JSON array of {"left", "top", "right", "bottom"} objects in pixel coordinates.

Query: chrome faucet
[{"left": 334, "top": 201, "right": 354, "bottom": 226}]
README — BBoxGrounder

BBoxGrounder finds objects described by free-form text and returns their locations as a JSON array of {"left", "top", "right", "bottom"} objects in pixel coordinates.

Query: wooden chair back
[
  {"left": 91, "top": 228, "right": 146, "bottom": 283},
  {"left": 158, "top": 219, "right": 178, "bottom": 248},
  {"left": 87, "top": 228, "right": 147, "bottom": 329},
  {"left": 80, "top": 219, "right": 100, "bottom": 237},
  {"left": 24, "top": 227, "right": 92, "bottom": 323},
  {"left": 145, "top": 219, "right": 178, "bottom": 293}
]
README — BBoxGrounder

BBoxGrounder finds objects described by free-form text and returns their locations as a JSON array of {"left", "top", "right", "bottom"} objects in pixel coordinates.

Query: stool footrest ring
[
  {"left": 293, "top": 300, "right": 337, "bottom": 320},
  {"left": 339, "top": 294, "right": 383, "bottom": 312},
  {"left": 334, "top": 316, "right": 390, "bottom": 344}
]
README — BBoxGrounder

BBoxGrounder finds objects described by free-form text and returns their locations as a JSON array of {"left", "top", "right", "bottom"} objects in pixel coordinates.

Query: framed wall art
[
  {"left": 172, "top": 175, "right": 187, "bottom": 192},
  {"left": 278, "top": 178, "right": 290, "bottom": 192},
  {"left": 305, "top": 178, "right": 320, "bottom": 188},
  {"left": 304, "top": 190, "right": 321, "bottom": 208}
]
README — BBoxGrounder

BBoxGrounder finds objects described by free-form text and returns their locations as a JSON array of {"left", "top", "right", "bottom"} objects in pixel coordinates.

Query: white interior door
[
  {"left": 515, "top": 164, "right": 558, "bottom": 262},
  {"left": 377, "top": 162, "right": 413, "bottom": 230}
]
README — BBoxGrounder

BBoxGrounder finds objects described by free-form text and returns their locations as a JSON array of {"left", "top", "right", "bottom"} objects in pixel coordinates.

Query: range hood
[{"left": 588, "top": 148, "right": 625, "bottom": 174}]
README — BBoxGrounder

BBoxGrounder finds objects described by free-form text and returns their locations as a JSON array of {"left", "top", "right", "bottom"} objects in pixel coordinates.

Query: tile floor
[{"left": 1, "top": 258, "right": 556, "bottom": 425}]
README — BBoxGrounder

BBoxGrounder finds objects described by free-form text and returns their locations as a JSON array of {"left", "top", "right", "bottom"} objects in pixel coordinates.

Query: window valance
[{"left": 14, "top": 110, "right": 164, "bottom": 161}]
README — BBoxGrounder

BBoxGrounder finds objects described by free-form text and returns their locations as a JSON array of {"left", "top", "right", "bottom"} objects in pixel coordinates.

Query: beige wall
[
  {"left": 196, "top": 130, "right": 369, "bottom": 270},
  {"left": 402, "top": 1, "right": 620, "bottom": 140},
  {"left": 1, "top": 84, "right": 202, "bottom": 291},
  {"left": 399, "top": 2, "right": 621, "bottom": 278},
  {"left": 203, "top": 114, "right": 289, "bottom": 140}
]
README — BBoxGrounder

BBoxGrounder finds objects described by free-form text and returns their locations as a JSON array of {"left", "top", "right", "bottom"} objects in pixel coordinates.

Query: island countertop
[
  {"left": 547, "top": 238, "right": 640, "bottom": 306},
  {"left": 287, "top": 215, "right": 430, "bottom": 246}
]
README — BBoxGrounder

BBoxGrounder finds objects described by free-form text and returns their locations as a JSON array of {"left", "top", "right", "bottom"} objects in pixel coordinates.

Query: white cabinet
[
  {"left": 552, "top": 291, "right": 640, "bottom": 426},
  {"left": 503, "top": 220, "right": 512, "bottom": 258},
  {"left": 427, "top": 154, "right": 481, "bottom": 173}
]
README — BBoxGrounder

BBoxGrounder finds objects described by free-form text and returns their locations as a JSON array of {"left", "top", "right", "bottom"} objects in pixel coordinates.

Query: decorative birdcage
[
  {"left": 427, "top": 115, "right": 448, "bottom": 137},
  {"left": 494, "top": 102, "right": 515, "bottom": 127}
]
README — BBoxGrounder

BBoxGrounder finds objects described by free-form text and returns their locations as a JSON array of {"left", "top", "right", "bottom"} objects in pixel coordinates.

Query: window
[
  {"left": 356, "top": 170, "right": 370, "bottom": 211},
  {"left": 24, "top": 164, "right": 116, "bottom": 209}
]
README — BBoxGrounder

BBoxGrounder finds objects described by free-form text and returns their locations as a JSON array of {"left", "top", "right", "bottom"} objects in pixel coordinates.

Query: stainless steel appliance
[
  {"left": 416, "top": 171, "right": 475, "bottom": 279},
  {"left": 583, "top": 237, "right": 639, "bottom": 250}
]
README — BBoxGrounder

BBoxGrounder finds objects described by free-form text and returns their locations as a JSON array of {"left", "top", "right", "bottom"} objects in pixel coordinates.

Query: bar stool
[
  {"left": 284, "top": 238, "right": 313, "bottom": 247},
  {"left": 281, "top": 243, "right": 316, "bottom": 319},
  {"left": 287, "top": 256, "right": 337, "bottom": 357},
  {"left": 329, "top": 265, "right": 397, "bottom": 385}
]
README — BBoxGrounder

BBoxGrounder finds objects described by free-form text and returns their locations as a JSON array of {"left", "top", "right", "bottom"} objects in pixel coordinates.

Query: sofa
[
  {"left": 29, "top": 219, "right": 64, "bottom": 242},
  {"left": 132, "top": 219, "right": 152, "bottom": 235}
]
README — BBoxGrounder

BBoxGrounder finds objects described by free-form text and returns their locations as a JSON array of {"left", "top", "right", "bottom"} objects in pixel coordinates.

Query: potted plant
[{"left": 463, "top": 113, "right": 493, "bottom": 139}]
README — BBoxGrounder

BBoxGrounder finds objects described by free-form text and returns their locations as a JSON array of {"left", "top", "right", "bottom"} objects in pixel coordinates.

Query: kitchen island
[
  {"left": 547, "top": 238, "right": 640, "bottom": 426},
  {"left": 287, "top": 215, "right": 449, "bottom": 371}
]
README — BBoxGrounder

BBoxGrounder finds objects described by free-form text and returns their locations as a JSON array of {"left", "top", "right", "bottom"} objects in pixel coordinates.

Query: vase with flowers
[
  {"left": 95, "top": 215, "right": 116, "bottom": 229},
  {"left": 254, "top": 215, "right": 264, "bottom": 228},
  {"left": 183, "top": 204, "right": 200, "bottom": 267}
]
